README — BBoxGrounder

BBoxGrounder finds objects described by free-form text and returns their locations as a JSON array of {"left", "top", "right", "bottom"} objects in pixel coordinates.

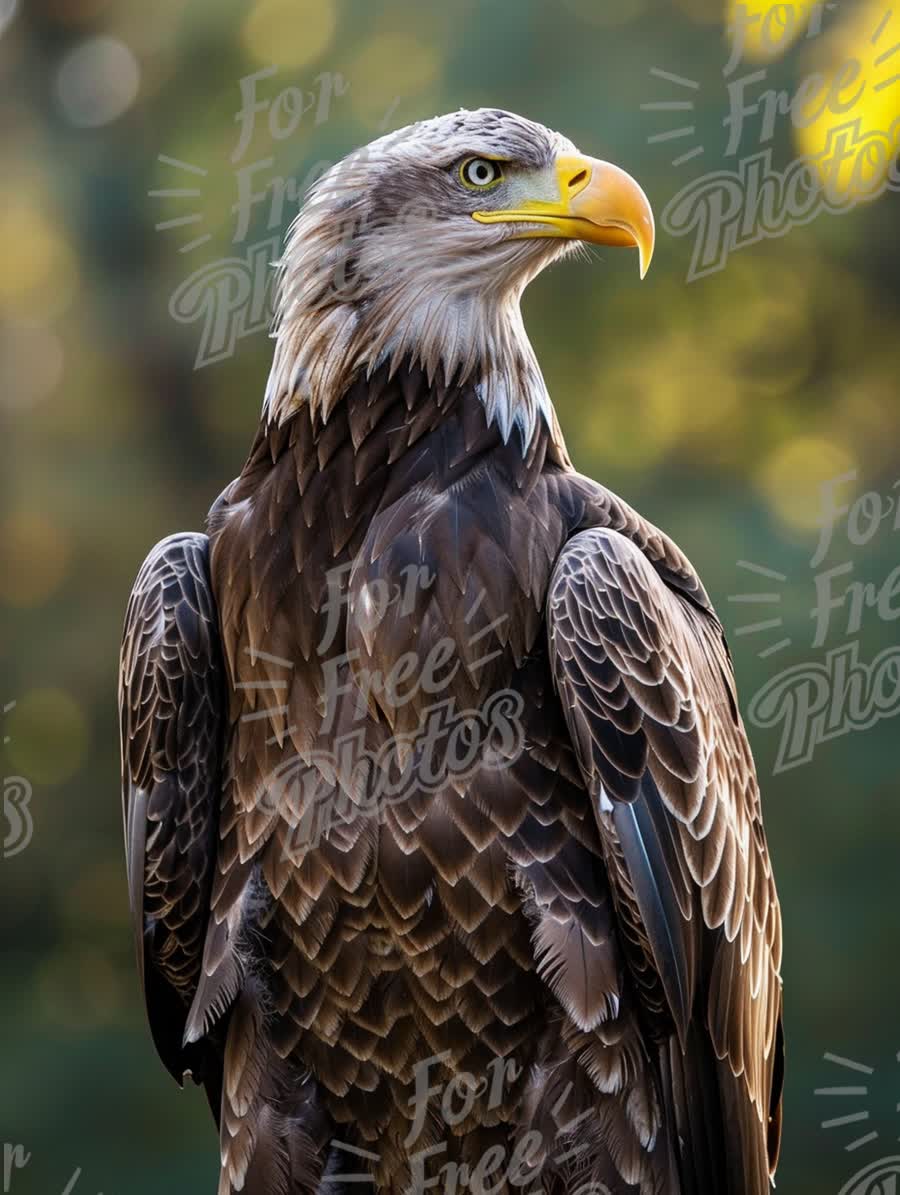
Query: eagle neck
[{"left": 264, "top": 279, "right": 561, "bottom": 459}]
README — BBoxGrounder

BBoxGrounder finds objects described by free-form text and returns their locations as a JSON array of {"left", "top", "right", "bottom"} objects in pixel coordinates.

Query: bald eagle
[{"left": 120, "top": 109, "right": 783, "bottom": 1194}]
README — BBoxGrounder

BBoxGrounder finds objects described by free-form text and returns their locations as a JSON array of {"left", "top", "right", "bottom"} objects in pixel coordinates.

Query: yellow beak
[{"left": 472, "top": 154, "right": 655, "bottom": 279}]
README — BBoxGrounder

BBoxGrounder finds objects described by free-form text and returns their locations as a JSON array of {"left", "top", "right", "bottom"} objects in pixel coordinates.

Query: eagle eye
[{"left": 459, "top": 157, "right": 504, "bottom": 190}]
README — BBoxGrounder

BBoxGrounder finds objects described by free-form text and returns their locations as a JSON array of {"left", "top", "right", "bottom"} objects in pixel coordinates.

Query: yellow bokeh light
[
  {"left": 832, "top": 372, "right": 898, "bottom": 477},
  {"left": 726, "top": 0, "right": 821, "bottom": 63},
  {"left": 347, "top": 34, "right": 441, "bottom": 125},
  {"left": 755, "top": 435, "right": 856, "bottom": 530},
  {"left": 5, "top": 688, "right": 89, "bottom": 786},
  {"left": 795, "top": 2, "right": 900, "bottom": 201},
  {"left": 0, "top": 511, "right": 71, "bottom": 606},
  {"left": 0, "top": 194, "right": 79, "bottom": 321},
  {"left": 581, "top": 349, "right": 686, "bottom": 470},
  {"left": 710, "top": 265, "right": 816, "bottom": 398},
  {"left": 242, "top": 0, "right": 336, "bottom": 70}
]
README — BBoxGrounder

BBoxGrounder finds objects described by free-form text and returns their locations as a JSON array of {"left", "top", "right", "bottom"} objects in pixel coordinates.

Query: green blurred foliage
[{"left": 1, "top": 1, "right": 899, "bottom": 1192}]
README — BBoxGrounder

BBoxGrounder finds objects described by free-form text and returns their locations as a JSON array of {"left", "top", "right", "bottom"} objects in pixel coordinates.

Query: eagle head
[{"left": 265, "top": 107, "right": 655, "bottom": 445}]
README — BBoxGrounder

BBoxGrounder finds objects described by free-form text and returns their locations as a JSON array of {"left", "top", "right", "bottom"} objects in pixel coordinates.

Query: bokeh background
[{"left": 1, "top": 0, "right": 899, "bottom": 1192}]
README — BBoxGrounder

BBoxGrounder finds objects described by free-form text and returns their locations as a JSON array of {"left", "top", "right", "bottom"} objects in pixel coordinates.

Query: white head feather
[{"left": 265, "top": 108, "right": 581, "bottom": 449}]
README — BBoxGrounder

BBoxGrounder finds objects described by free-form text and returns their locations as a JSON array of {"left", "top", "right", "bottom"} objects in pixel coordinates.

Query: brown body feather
[{"left": 121, "top": 359, "right": 782, "bottom": 1193}]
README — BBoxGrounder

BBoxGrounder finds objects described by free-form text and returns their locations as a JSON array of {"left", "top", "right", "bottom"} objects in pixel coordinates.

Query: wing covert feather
[
  {"left": 547, "top": 526, "right": 783, "bottom": 1192},
  {"left": 119, "top": 532, "right": 225, "bottom": 1087}
]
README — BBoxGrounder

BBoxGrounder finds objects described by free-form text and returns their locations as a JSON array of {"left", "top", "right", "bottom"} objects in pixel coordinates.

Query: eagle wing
[
  {"left": 119, "top": 532, "right": 225, "bottom": 1104},
  {"left": 546, "top": 525, "right": 784, "bottom": 1194}
]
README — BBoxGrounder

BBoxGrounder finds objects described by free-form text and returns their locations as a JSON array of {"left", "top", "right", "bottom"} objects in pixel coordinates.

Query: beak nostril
[{"left": 568, "top": 169, "right": 588, "bottom": 190}]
